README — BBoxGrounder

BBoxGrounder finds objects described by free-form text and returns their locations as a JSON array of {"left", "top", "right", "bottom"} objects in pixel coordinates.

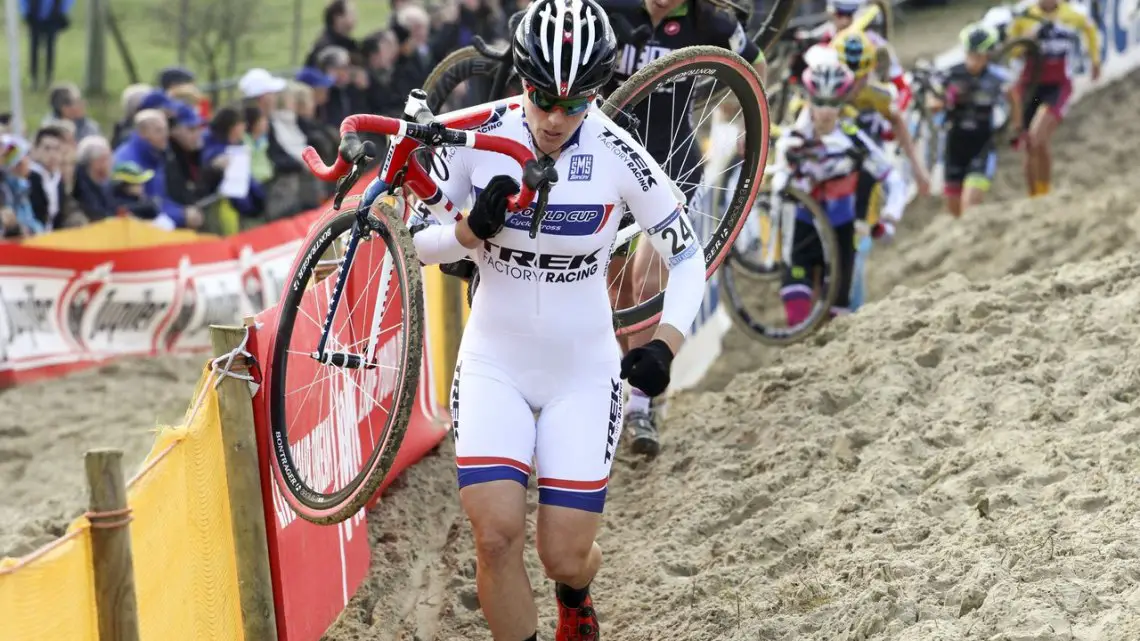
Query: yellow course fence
[{"left": 0, "top": 369, "right": 245, "bottom": 641}]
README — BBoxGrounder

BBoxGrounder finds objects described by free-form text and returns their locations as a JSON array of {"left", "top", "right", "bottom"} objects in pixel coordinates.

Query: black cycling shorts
[
  {"left": 780, "top": 217, "right": 856, "bottom": 311},
  {"left": 943, "top": 133, "right": 997, "bottom": 195}
]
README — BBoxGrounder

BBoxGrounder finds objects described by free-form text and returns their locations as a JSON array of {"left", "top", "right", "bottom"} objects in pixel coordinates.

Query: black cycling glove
[
  {"left": 620, "top": 339, "right": 674, "bottom": 397},
  {"left": 467, "top": 175, "right": 520, "bottom": 240}
]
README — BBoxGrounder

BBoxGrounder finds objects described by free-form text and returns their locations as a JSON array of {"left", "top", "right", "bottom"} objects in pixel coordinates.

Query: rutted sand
[{"left": 327, "top": 27, "right": 1140, "bottom": 641}]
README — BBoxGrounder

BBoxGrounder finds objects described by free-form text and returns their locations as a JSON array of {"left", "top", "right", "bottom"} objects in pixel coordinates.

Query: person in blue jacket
[
  {"left": 201, "top": 106, "right": 266, "bottom": 226},
  {"left": 19, "top": 0, "right": 75, "bottom": 90},
  {"left": 111, "top": 108, "right": 203, "bottom": 230}
]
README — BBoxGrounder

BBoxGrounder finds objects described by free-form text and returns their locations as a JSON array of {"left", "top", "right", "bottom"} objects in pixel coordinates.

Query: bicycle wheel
[
  {"left": 601, "top": 46, "right": 770, "bottom": 336},
  {"left": 422, "top": 45, "right": 520, "bottom": 114},
  {"left": 719, "top": 186, "right": 840, "bottom": 346},
  {"left": 269, "top": 195, "right": 424, "bottom": 525},
  {"left": 867, "top": 0, "right": 893, "bottom": 41}
]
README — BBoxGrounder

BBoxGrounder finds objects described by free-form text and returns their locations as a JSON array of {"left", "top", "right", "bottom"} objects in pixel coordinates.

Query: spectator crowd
[{"left": 1, "top": 0, "right": 516, "bottom": 240}]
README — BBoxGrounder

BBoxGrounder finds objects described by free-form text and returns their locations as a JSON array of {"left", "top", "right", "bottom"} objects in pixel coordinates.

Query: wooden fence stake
[
  {"left": 85, "top": 449, "right": 141, "bottom": 641},
  {"left": 209, "top": 325, "right": 279, "bottom": 641}
]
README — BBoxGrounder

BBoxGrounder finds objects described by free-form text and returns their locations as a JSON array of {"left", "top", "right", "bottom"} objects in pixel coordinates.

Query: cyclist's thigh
[
  {"left": 1041, "top": 80, "right": 1073, "bottom": 121},
  {"left": 831, "top": 220, "right": 857, "bottom": 311},
  {"left": 453, "top": 357, "right": 538, "bottom": 492},
  {"left": 854, "top": 170, "right": 877, "bottom": 222},
  {"left": 533, "top": 365, "right": 623, "bottom": 514},
  {"left": 942, "top": 140, "right": 971, "bottom": 197},
  {"left": 781, "top": 213, "right": 823, "bottom": 288}
]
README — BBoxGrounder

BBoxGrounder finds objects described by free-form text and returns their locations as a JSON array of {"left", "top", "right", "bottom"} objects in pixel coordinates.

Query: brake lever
[
  {"left": 522, "top": 158, "right": 559, "bottom": 239},
  {"left": 332, "top": 140, "right": 378, "bottom": 211}
]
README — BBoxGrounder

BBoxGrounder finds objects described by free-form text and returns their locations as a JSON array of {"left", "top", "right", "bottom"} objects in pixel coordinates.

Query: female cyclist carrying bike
[
  {"left": 926, "top": 24, "right": 1016, "bottom": 217},
  {"left": 772, "top": 58, "right": 906, "bottom": 322},
  {"left": 410, "top": 0, "right": 706, "bottom": 638}
]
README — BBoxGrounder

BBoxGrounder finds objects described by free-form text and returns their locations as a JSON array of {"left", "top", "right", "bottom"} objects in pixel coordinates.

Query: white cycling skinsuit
[{"left": 411, "top": 104, "right": 707, "bottom": 513}]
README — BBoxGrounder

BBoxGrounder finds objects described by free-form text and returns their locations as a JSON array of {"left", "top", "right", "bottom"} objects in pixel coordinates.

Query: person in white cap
[{"left": 239, "top": 68, "right": 288, "bottom": 115}]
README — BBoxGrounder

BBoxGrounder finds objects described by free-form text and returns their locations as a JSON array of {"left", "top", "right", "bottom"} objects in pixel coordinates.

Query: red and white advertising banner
[{"left": 0, "top": 212, "right": 319, "bottom": 387}]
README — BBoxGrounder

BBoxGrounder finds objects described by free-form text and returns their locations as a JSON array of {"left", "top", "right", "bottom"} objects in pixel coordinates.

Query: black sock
[{"left": 556, "top": 581, "right": 591, "bottom": 608}]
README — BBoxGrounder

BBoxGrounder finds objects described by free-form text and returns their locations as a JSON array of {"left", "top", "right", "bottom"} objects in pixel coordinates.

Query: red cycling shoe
[{"left": 555, "top": 591, "right": 600, "bottom": 641}]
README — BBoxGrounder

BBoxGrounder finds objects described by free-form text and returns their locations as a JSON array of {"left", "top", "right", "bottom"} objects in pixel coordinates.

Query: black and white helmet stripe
[{"left": 514, "top": 0, "right": 618, "bottom": 98}]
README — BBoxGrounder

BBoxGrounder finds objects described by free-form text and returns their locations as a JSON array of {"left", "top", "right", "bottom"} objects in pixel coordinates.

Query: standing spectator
[
  {"left": 316, "top": 46, "right": 367, "bottom": 128},
  {"left": 296, "top": 66, "right": 335, "bottom": 113},
  {"left": 268, "top": 85, "right": 324, "bottom": 216},
  {"left": 112, "top": 84, "right": 153, "bottom": 148},
  {"left": 44, "top": 82, "right": 100, "bottom": 141},
  {"left": 289, "top": 81, "right": 338, "bottom": 168},
  {"left": 113, "top": 109, "right": 201, "bottom": 230},
  {"left": 432, "top": 0, "right": 505, "bottom": 51},
  {"left": 165, "top": 102, "right": 219, "bottom": 208},
  {"left": 202, "top": 107, "right": 266, "bottom": 234},
  {"left": 157, "top": 66, "right": 196, "bottom": 94},
  {"left": 243, "top": 106, "right": 274, "bottom": 187},
  {"left": 27, "top": 126, "right": 68, "bottom": 232},
  {"left": 361, "top": 30, "right": 402, "bottom": 116},
  {"left": 239, "top": 68, "right": 305, "bottom": 178},
  {"left": 390, "top": 5, "right": 435, "bottom": 102},
  {"left": 1, "top": 135, "right": 35, "bottom": 238},
  {"left": 305, "top": 0, "right": 361, "bottom": 67},
  {"left": 40, "top": 117, "right": 77, "bottom": 196},
  {"left": 19, "top": 0, "right": 74, "bottom": 91},
  {"left": 72, "top": 135, "right": 116, "bottom": 222}
]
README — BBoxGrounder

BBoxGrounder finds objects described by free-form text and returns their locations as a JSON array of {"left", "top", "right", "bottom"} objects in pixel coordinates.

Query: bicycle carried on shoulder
[{"left": 269, "top": 81, "right": 767, "bottom": 523}]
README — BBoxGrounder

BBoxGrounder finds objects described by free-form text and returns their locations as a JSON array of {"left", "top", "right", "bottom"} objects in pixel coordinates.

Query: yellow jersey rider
[
  {"left": 830, "top": 29, "right": 931, "bottom": 215},
  {"left": 1007, "top": 0, "right": 1100, "bottom": 197}
]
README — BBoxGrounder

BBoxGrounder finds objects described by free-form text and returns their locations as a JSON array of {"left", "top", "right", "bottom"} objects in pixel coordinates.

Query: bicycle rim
[
  {"left": 269, "top": 197, "right": 424, "bottom": 524},
  {"left": 720, "top": 186, "right": 841, "bottom": 347},
  {"left": 601, "top": 46, "right": 770, "bottom": 336}
]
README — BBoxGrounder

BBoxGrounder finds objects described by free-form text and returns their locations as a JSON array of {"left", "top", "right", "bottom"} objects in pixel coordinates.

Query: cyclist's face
[
  {"left": 810, "top": 105, "right": 840, "bottom": 133},
  {"left": 1038, "top": 0, "right": 1059, "bottom": 10},
  {"left": 965, "top": 52, "right": 988, "bottom": 74},
  {"left": 523, "top": 87, "right": 593, "bottom": 154},
  {"left": 832, "top": 12, "right": 854, "bottom": 30}
]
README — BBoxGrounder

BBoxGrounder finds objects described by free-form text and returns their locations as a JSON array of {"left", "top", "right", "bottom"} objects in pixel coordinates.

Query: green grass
[{"left": 0, "top": 0, "right": 392, "bottom": 132}]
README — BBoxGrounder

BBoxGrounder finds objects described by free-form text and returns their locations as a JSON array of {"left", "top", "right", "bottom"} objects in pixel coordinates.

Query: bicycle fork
[{"left": 312, "top": 204, "right": 395, "bottom": 370}]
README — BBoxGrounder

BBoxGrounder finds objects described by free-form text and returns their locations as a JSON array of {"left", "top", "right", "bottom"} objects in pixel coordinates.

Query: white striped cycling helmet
[
  {"left": 802, "top": 61, "right": 857, "bottom": 106},
  {"left": 512, "top": 0, "right": 618, "bottom": 98}
]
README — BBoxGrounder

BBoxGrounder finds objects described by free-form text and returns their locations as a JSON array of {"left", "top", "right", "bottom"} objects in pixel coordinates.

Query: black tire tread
[
  {"left": 270, "top": 197, "right": 424, "bottom": 525},
  {"left": 720, "top": 186, "right": 841, "bottom": 347}
]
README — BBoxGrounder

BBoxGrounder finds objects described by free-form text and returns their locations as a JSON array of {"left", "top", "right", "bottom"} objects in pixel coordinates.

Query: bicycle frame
[{"left": 300, "top": 93, "right": 554, "bottom": 368}]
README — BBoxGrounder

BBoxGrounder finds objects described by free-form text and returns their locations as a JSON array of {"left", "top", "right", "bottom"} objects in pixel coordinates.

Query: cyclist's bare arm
[{"left": 410, "top": 146, "right": 477, "bottom": 264}]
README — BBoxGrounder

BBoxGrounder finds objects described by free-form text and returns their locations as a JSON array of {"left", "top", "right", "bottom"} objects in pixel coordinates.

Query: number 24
[{"left": 660, "top": 216, "right": 693, "bottom": 255}]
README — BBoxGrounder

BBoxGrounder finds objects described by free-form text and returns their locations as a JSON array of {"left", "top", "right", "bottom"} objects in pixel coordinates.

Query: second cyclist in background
[
  {"left": 926, "top": 24, "right": 1015, "bottom": 218},
  {"left": 600, "top": 0, "right": 767, "bottom": 458},
  {"left": 773, "top": 59, "right": 907, "bottom": 323},
  {"left": 807, "top": 0, "right": 912, "bottom": 109},
  {"left": 1007, "top": 0, "right": 1100, "bottom": 197}
]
